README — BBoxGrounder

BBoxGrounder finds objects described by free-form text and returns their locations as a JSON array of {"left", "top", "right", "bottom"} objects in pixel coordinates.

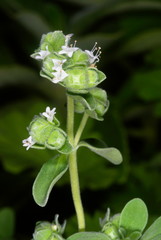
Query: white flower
[
  {"left": 52, "top": 59, "right": 66, "bottom": 71},
  {"left": 52, "top": 69, "right": 68, "bottom": 83},
  {"left": 42, "top": 106, "right": 56, "bottom": 122},
  {"left": 59, "top": 46, "right": 78, "bottom": 58},
  {"left": 34, "top": 46, "right": 50, "bottom": 60},
  {"left": 22, "top": 136, "right": 35, "bottom": 150},
  {"left": 85, "top": 42, "right": 101, "bottom": 64},
  {"left": 59, "top": 33, "right": 78, "bottom": 57}
]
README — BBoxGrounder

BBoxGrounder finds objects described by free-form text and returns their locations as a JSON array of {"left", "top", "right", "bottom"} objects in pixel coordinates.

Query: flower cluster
[
  {"left": 31, "top": 31, "right": 106, "bottom": 93},
  {"left": 22, "top": 106, "right": 57, "bottom": 150},
  {"left": 22, "top": 106, "right": 72, "bottom": 153}
]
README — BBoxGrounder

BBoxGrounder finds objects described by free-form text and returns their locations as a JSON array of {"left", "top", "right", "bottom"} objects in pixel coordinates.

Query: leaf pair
[
  {"left": 33, "top": 141, "right": 122, "bottom": 207},
  {"left": 119, "top": 199, "right": 161, "bottom": 240},
  {"left": 67, "top": 199, "right": 161, "bottom": 240}
]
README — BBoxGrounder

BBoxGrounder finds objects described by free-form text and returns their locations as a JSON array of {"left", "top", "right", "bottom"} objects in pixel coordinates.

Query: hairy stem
[
  {"left": 74, "top": 112, "right": 89, "bottom": 146},
  {"left": 67, "top": 95, "right": 85, "bottom": 231}
]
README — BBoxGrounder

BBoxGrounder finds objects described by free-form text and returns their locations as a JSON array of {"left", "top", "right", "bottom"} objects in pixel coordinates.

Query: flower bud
[
  {"left": 102, "top": 222, "right": 120, "bottom": 240},
  {"left": 101, "top": 210, "right": 121, "bottom": 240}
]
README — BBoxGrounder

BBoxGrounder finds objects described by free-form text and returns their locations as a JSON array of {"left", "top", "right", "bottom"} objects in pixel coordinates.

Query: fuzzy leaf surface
[
  {"left": 141, "top": 217, "right": 161, "bottom": 240},
  {"left": 119, "top": 198, "right": 148, "bottom": 236},
  {"left": 78, "top": 141, "right": 123, "bottom": 165},
  {"left": 32, "top": 154, "right": 68, "bottom": 207},
  {"left": 67, "top": 231, "right": 111, "bottom": 240}
]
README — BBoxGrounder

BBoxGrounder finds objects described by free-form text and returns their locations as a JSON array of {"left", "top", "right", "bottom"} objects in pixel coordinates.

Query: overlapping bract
[
  {"left": 28, "top": 115, "right": 72, "bottom": 154},
  {"left": 31, "top": 31, "right": 106, "bottom": 94}
]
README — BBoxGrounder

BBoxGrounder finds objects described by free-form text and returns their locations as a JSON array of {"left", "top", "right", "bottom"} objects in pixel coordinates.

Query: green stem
[
  {"left": 74, "top": 113, "right": 89, "bottom": 146},
  {"left": 67, "top": 95, "right": 85, "bottom": 231}
]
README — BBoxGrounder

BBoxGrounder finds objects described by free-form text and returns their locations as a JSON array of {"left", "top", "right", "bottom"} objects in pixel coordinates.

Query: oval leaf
[
  {"left": 32, "top": 154, "right": 68, "bottom": 207},
  {"left": 141, "top": 217, "right": 161, "bottom": 240},
  {"left": 78, "top": 141, "right": 123, "bottom": 165},
  {"left": 119, "top": 198, "right": 148, "bottom": 236},
  {"left": 67, "top": 232, "right": 111, "bottom": 240}
]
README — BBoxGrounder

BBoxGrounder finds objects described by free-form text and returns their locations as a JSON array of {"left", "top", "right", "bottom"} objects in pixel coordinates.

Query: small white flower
[
  {"left": 42, "top": 106, "right": 56, "bottom": 122},
  {"left": 22, "top": 136, "right": 35, "bottom": 150},
  {"left": 85, "top": 42, "right": 101, "bottom": 64},
  {"left": 59, "top": 45, "right": 78, "bottom": 58},
  {"left": 52, "top": 69, "right": 68, "bottom": 83},
  {"left": 34, "top": 46, "right": 50, "bottom": 60},
  {"left": 52, "top": 59, "right": 66, "bottom": 71}
]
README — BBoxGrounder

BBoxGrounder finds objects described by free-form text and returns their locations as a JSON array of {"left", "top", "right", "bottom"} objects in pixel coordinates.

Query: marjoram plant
[{"left": 22, "top": 31, "right": 161, "bottom": 240}]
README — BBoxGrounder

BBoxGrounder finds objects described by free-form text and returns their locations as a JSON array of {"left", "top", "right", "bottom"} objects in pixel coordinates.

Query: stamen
[
  {"left": 91, "top": 42, "right": 97, "bottom": 52},
  {"left": 96, "top": 47, "right": 101, "bottom": 56},
  {"left": 73, "top": 40, "right": 77, "bottom": 47}
]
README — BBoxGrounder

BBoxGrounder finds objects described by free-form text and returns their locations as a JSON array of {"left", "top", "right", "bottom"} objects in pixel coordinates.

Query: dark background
[{"left": 1, "top": 0, "right": 161, "bottom": 239}]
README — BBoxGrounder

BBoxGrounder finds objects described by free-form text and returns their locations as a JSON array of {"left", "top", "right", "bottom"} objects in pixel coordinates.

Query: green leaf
[
  {"left": 78, "top": 141, "right": 123, "bottom": 165},
  {"left": 32, "top": 154, "right": 68, "bottom": 207},
  {"left": 119, "top": 198, "right": 148, "bottom": 236},
  {"left": 141, "top": 216, "right": 161, "bottom": 240},
  {"left": 67, "top": 231, "right": 111, "bottom": 240},
  {"left": 0, "top": 207, "right": 15, "bottom": 238},
  {"left": 129, "top": 231, "right": 142, "bottom": 240},
  {"left": 144, "top": 235, "right": 161, "bottom": 240}
]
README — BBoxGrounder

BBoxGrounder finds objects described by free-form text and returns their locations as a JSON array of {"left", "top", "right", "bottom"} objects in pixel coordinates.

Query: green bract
[
  {"left": 60, "top": 67, "right": 106, "bottom": 93},
  {"left": 103, "top": 223, "right": 120, "bottom": 240},
  {"left": 64, "top": 49, "right": 90, "bottom": 68},
  {"left": 40, "top": 31, "right": 65, "bottom": 52},
  {"left": 41, "top": 53, "right": 66, "bottom": 79},
  {"left": 68, "top": 87, "right": 109, "bottom": 120},
  {"left": 28, "top": 116, "right": 72, "bottom": 153},
  {"left": 31, "top": 30, "right": 107, "bottom": 93}
]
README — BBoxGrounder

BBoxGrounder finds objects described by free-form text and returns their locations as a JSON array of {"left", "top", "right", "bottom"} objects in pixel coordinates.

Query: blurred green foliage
[{"left": 1, "top": 0, "right": 161, "bottom": 239}]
